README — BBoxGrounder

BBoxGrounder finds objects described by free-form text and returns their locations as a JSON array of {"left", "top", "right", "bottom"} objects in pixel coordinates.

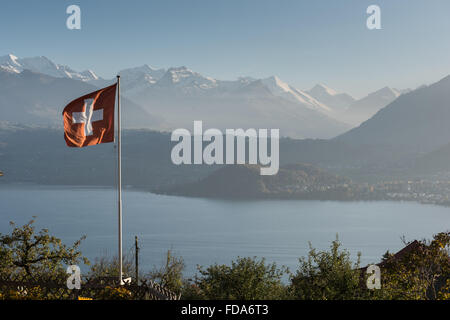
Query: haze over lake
[{"left": 1, "top": 184, "right": 449, "bottom": 276}]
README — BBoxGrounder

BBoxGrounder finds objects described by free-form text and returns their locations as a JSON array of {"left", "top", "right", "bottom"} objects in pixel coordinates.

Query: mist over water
[{"left": 1, "top": 184, "right": 449, "bottom": 277}]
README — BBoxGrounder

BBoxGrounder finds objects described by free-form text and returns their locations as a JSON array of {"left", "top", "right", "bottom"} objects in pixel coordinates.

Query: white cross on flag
[{"left": 63, "top": 84, "right": 116, "bottom": 147}]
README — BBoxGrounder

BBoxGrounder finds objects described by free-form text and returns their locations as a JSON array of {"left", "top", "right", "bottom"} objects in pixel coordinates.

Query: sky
[{"left": 1, "top": 0, "right": 450, "bottom": 98}]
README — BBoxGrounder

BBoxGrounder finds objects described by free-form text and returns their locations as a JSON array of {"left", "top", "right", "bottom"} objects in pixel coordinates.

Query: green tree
[
  {"left": 378, "top": 232, "right": 450, "bottom": 300},
  {"left": 290, "top": 236, "right": 364, "bottom": 300},
  {"left": 148, "top": 249, "right": 185, "bottom": 295},
  {"left": 88, "top": 252, "right": 135, "bottom": 280},
  {"left": 193, "top": 257, "right": 289, "bottom": 300},
  {"left": 0, "top": 218, "right": 88, "bottom": 282}
]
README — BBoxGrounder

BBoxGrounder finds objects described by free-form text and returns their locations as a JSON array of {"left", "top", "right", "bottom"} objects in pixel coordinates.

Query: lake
[{"left": 1, "top": 184, "right": 449, "bottom": 277}]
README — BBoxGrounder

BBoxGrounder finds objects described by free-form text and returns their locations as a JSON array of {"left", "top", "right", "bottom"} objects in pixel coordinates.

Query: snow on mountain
[
  {"left": 0, "top": 68, "right": 160, "bottom": 129},
  {"left": 215, "top": 77, "right": 256, "bottom": 92},
  {"left": 307, "top": 84, "right": 355, "bottom": 113},
  {"left": 118, "top": 66, "right": 220, "bottom": 99},
  {"left": 0, "top": 54, "right": 101, "bottom": 82},
  {"left": 0, "top": 54, "right": 344, "bottom": 119},
  {"left": 116, "top": 64, "right": 166, "bottom": 95},
  {"left": 260, "top": 76, "right": 332, "bottom": 114},
  {"left": 80, "top": 70, "right": 99, "bottom": 80},
  {"left": 123, "top": 71, "right": 350, "bottom": 139},
  {"left": 119, "top": 64, "right": 165, "bottom": 83},
  {"left": 310, "top": 83, "right": 338, "bottom": 96},
  {"left": 0, "top": 53, "right": 353, "bottom": 138},
  {"left": 0, "top": 54, "right": 22, "bottom": 73},
  {"left": 156, "top": 66, "right": 218, "bottom": 89},
  {"left": 289, "top": 86, "right": 333, "bottom": 114},
  {"left": 18, "top": 56, "right": 63, "bottom": 78}
]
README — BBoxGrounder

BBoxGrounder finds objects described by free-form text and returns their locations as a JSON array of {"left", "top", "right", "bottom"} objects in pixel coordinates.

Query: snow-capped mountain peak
[
  {"left": 119, "top": 64, "right": 166, "bottom": 81},
  {"left": 0, "top": 54, "right": 22, "bottom": 73},
  {"left": 310, "top": 83, "right": 338, "bottom": 96},
  {"left": 7, "top": 53, "right": 19, "bottom": 61},
  {"left": 157, "top": 66, "right": 217, "bottom": 89},
  {"left": 80, "top": 70, "right": 99, "bottom": 80},
  {"left": 0, "top": 54, "right": 101, "bottom": 81},
  {"left": 0, "top": 53, "right": 356, "bottom": 139},
  {"left": 261, "top": 75, "right": 291, "bottom": 93},
  {"left": 166, "top": 66, "right": 194, "bottom": 83},
  {"left": 306, "top": 83, "right": 355, "bottom": 114},
  {"left": 260, "top": 76, "right": 332, "bottom": 114}
]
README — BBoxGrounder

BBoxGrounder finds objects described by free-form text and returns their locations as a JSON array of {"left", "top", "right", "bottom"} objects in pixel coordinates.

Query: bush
[
  {"left": 88, "top": 251, "right": 135, "bottom": 281},
  {"left": 0, "top": 218, "right": 88, "bottom": 282},
  {"left": 148, "top": 249, "right": 185, "bottom": 295},
  {"left": 193, "top": 257, "right": 289, "bottom": 300},
  {"left": 97, "top": 286, "right": 133, "bottom": 300},
  {"left": 290, "top": 236, "right": 365, "bottom": 300},
  {"left": 378, "top": 232, "right": 450, "bottom": 300}
]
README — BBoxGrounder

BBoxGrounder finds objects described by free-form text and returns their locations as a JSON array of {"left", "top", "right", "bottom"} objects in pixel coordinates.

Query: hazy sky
[{"left": 2, "top": 0, "right": 450, "bottom": 98}]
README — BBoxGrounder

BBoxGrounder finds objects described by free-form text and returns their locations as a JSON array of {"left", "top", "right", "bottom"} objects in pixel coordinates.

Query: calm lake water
[{"left": 1, "top": 184, "right": 449, "bottom": 277}]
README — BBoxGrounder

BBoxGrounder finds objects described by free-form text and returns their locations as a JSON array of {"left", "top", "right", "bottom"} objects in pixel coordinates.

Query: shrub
[
  {"left": 378, "top": 232, "right": 450, "bottom": 300},
  {"left": 148, "top": 249, "right": 185, "bottom": 295},
  {"left": 290, "top": 236, "right": 364, "bottom": 300},
  {"left": 0, "top": 218, "right": 88, "bottom": 282},
  {"left": 193, "top": 256, "right": 289, "bottom": 300}
]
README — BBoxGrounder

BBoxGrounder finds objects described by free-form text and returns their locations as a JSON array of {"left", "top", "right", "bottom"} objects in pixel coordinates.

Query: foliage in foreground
[
  {"left": 147, "top": 249, "right": 185, "bottom": 295},
  {"left": 189, "top": 257, "right": 289, "bottom": 300},
  {"left": 0, "top": 219, "right": 449, "bottom": 300},
  {"left": 376, "top": 232, "right": 450, "bottom": 300},
  {"left": 0, "top": 218, "right": 88, "bottom": 282},
  {"left": 290, "top": 237, "right": 365, "bottom": 300}
]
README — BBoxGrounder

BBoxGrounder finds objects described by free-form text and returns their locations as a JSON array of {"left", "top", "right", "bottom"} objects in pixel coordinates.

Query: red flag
[{"left": 63, "top": 84, "right": 116, "bottom": 147}]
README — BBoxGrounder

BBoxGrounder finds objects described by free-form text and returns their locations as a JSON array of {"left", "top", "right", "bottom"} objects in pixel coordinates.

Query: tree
[
  {"left": 0, "top": 218, "right": 88, "bottom": 282},
  {"left": 148, "top": 249, "right": 185, "bottom": 295},
  {"left": 193, "top": 257, "right": 289, "bottom": 300},
  {"left": 88, "top": 252, "right": 135, "bottom": 280},
  {"left": 378, "top": 232, "right": 450, "bottom": 300},
  {"left": 290, "top": 236, "right": 365, "bottom": 300}
]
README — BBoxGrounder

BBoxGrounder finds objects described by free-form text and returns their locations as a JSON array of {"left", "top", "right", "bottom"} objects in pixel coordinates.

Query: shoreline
[{"left": 2, "top": 182, "right": 449, "bottom": 209}]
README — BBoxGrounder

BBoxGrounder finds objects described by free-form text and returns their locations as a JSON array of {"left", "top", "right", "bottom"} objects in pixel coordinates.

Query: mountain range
[
  {"left": 3, "top": 52, "right": 450, "bottom": 186},
  {"left": 0, "top": 68, "right": 160, "bottom": 129},
  {"left": 0, "top": 54, "right": 408, "bottom": 138},
  {"left": 336, "top": 75, "right": 450, "bottom": 154},
  {"left": 2, "top": 66, "right": 450, "bottom": 189},
  {"left": 0, "top": 54, "right": 100, "bottom": 82},
  {"left": 306, "top": 84, "right": 355, "bottom": 114},
  {"left": 339, "top": 87, "right": 409, "bottom": 125}
]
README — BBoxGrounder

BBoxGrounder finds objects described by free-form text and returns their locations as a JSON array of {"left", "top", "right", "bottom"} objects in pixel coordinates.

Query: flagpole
[{"left": 117, "top": 75, "right": 123, "bottom": 285}]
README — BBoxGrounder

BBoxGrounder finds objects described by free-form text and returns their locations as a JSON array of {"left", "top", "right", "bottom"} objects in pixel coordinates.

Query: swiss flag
[{"left": 63, "top": 84, "right": 116, "bottom": 147}]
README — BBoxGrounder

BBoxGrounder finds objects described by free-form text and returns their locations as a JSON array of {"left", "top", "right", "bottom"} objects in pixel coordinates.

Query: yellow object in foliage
[{"left": 78, "top": 296, "right": 93, "bottom": 300}]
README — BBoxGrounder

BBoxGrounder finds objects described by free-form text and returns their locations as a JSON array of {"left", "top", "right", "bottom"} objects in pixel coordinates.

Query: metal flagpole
[{"left": 117, "top": 75, "right": 123, "bottom": 285}]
